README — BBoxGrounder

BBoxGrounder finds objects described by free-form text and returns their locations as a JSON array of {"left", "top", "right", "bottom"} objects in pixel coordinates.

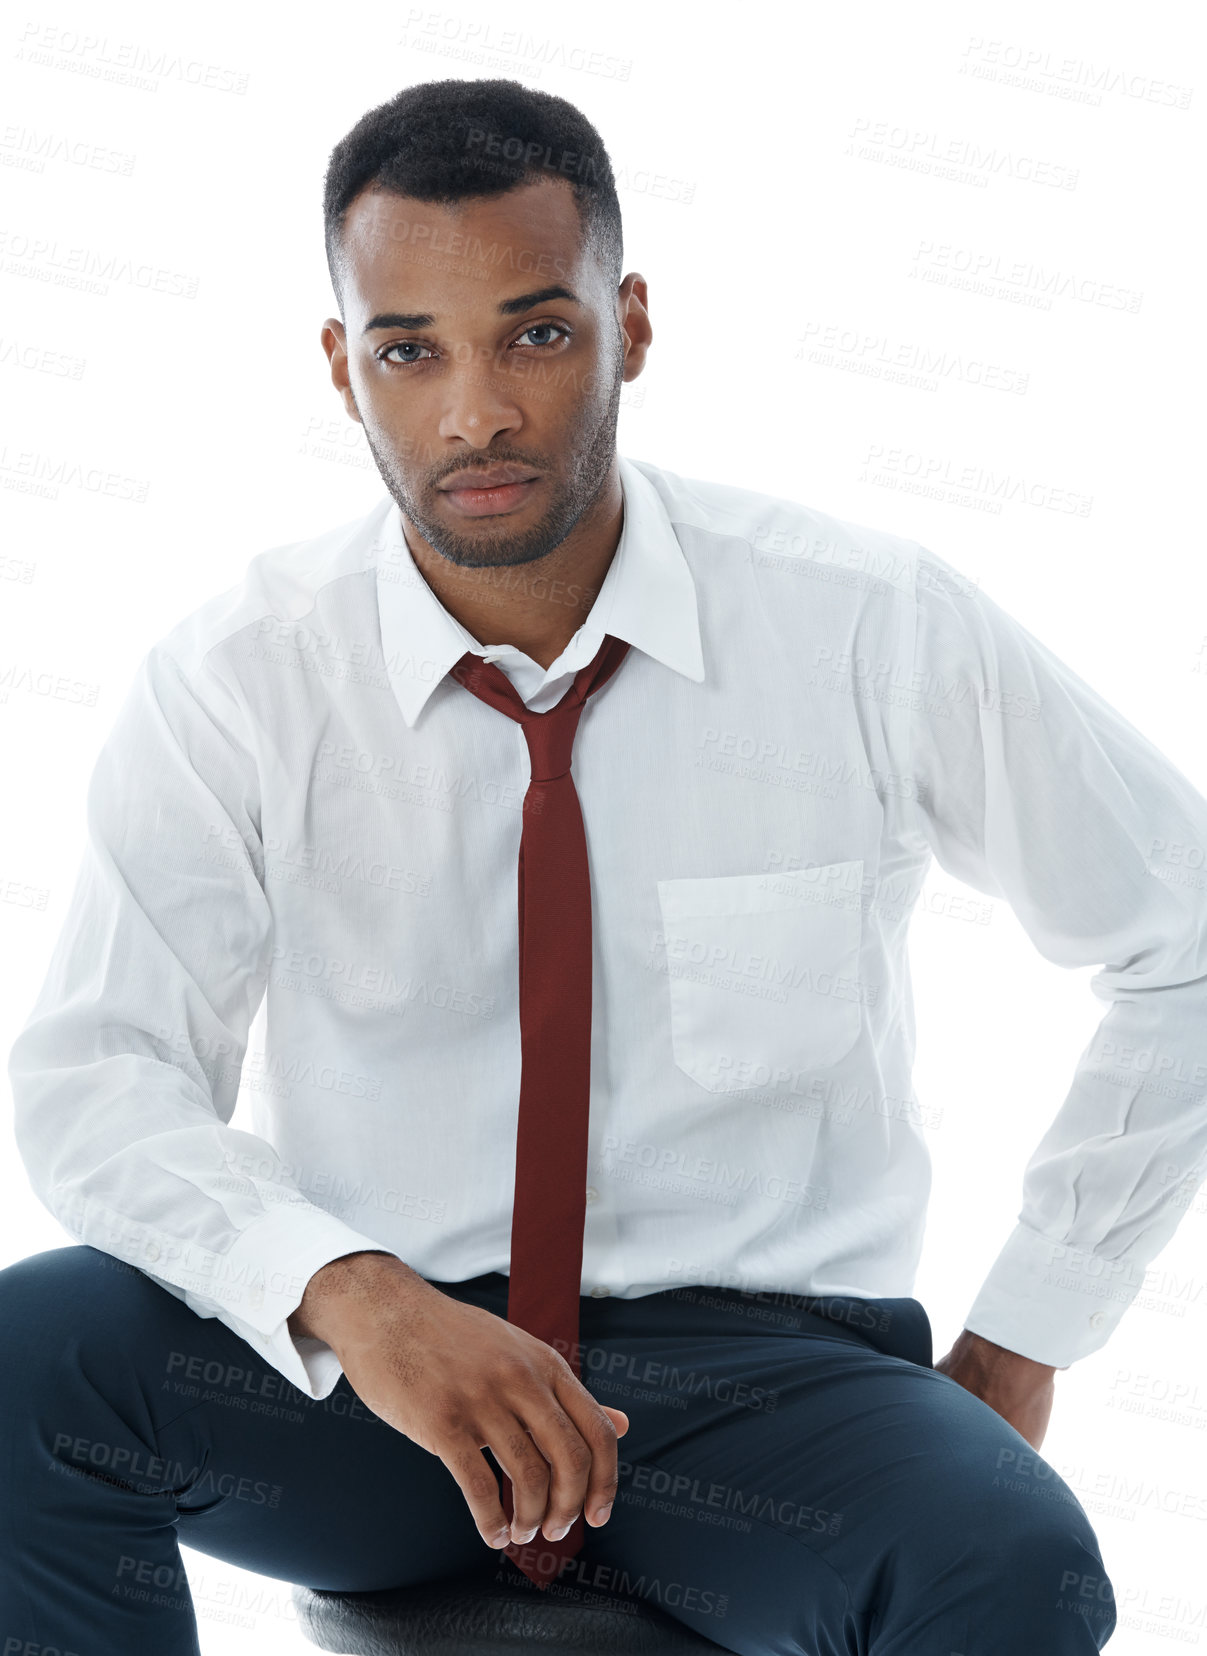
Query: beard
[{"left": 360, "top": 324, "right": 625, "bottom": 571}]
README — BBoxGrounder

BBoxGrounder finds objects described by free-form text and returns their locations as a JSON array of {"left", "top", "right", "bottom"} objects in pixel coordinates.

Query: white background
[{"left": 2, "top": 1, "right": 1205, "bottom": 1651}]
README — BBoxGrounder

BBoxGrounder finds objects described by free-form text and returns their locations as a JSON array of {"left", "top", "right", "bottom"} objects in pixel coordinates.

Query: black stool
[{"left": 291, "top": 1561, "right": 732, "bottom": 1654}]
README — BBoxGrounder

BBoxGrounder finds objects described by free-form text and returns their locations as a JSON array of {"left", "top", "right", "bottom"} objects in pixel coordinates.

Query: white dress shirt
[{"left": 9, "top": 453, "right": 1207, "bottom": 1400}]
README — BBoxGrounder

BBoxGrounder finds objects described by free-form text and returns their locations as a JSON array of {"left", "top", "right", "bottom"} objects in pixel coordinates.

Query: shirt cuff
[
  {"left": 289, "top": 1334, "right": 351, "bottom": 1400},
  {"left": 960, "top": 1219, "right": 1146, "bottom": 1368},
  {"left": 171, "top": 1204, "right": 397, "bottom": 1401}
]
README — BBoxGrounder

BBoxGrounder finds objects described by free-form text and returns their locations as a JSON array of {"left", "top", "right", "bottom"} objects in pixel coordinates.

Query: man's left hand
[{"left": 933, "top": 1329, "right": 1059, "bottom": 1450}]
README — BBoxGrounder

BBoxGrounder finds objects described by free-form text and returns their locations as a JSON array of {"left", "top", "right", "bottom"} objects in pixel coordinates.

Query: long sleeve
[
  {"left": 907, "top": 548, "right": 1207, "bottom": 1368},
  {"left": 6, "top": 642, "right": 394, "bottom": 1399}
]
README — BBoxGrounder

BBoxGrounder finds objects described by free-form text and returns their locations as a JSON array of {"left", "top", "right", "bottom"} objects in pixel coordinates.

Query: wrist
[
  {"left": 287, "top": 1250, "right": 420, "bottom": 1347},
  {"left": 956, "top": 1328, "right": 1057, "bottom": 1379}
]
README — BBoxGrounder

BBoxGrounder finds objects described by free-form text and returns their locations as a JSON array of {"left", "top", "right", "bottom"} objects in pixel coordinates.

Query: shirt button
[
  {"left": 144, "top": 1241, "right": 160, "bottom": 1262},
  {"left": 248, "top": 1286, "right": 265, "bottom": 1310},
  {"left": 590, "top": 1286, "right": 611, "bottom": 1299},
  {"left": 1089, "top": 1311, "right": 1106, "bottom": 1329},
  {"left": 585, "top": 1186, "right": 599, "bottom": 1204}
]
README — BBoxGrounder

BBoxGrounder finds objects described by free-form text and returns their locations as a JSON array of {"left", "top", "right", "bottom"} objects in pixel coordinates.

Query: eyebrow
[{"left": 362, "top": 284, "right": 582, "bottom": 334}]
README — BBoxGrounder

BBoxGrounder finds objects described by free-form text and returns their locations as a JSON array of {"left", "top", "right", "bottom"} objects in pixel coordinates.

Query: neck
[{"left": 403, "top": 465, "right": 624, "bottom": 672}]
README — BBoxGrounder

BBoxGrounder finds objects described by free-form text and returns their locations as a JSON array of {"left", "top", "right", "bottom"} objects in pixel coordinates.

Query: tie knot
[
  {"left": 520, "top": 696, "right": 584, "bottom": 783},
  {"left": 449, "top": 634, "right": 633, "bottom": 784}
]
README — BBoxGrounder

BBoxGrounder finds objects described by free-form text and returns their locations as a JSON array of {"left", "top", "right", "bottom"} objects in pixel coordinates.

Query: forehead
[{"left": 338, "top": 175, "right": 591, "bottom": 317}]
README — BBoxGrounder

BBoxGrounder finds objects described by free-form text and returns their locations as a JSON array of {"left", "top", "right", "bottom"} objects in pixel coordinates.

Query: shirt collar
[{"left": 373, "top": 452, "right": 705, "bottom": 727}]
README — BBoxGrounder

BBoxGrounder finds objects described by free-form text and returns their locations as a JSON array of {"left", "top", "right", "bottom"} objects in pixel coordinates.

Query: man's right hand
[{"left": 287, "top": 1251, "right": 629, "bottom": 1550}]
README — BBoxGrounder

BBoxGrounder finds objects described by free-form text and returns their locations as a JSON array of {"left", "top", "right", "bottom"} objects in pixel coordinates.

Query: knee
[
  {"left": 1006, "top": 1509, "right": 1117, "bottom": 1645},
  {"left": 0, "top": 1245, "right": 154, "bottom": 1386},
  {"left": 1051, "top": 1553, "right": 1117, "bottom": 1644},
  {"left": 0, "top": 1242, "right": 137, "bottom": 1313},
  {"left": 895, "top": 1435, "right": 1117, "bottom": 1641}
]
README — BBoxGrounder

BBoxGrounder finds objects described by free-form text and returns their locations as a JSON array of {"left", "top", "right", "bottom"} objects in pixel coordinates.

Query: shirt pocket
[{"left": 655, "top": 860, "right": 864, "bottom": 1093}]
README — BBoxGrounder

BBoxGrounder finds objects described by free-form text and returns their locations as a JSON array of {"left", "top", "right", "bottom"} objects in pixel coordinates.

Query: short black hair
[{"left": 322, "top": 78, "right": 624, "bottom": 313}]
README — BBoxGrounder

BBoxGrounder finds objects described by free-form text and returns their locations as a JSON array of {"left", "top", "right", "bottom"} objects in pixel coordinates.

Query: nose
[{"left": 437, "top": 347, "right": 524, "bottom": 449}]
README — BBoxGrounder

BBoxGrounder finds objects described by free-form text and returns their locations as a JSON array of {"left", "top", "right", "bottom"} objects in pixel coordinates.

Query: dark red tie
[{"left": 449, "top": 632, "right": 631, "bottom": 1589}]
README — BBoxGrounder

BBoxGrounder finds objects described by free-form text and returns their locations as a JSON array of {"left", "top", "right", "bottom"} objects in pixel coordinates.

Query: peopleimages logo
[
  {"left": 959, "top": 36, "right": 1194, "bottom": 110},
  {"left": 909, "top": 240, "right": 1143, "bottom": 313}
]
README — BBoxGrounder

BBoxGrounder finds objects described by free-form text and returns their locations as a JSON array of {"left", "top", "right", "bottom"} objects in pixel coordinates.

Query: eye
[
  {"left": 378, "top": 340, "right": 434, "bottom": 367},
  {"left": 514, "top": 323, "right": 570, "bottom": 348}
]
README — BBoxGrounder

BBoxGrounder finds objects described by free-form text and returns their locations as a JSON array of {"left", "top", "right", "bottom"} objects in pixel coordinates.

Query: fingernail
[
  {"left": 594, "top": 1502, "right": 612, "bottom": 1524},
  {"left": 548, "top": 1522, "right": 571, "bottom": 1541}
]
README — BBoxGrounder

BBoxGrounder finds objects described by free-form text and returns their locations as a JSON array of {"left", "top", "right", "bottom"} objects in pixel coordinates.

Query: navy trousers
[{"left": 0, "top": 1245, "right": 1117, "bottom": 1655}]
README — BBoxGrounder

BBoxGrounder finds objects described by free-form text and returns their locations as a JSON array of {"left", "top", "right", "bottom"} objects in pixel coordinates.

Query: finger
[
  {"left": 480, "top": 1415, "right": 555, "bottom": 1544},
  {"left": 506, "top": 1386, "right": 601, "bottom": 1542},
  {"left": 544, "top": 1373, "right": 621, "bottom": 1532},
  {"left": 443, "top": 1432, "right": 517, "bottom": 1549}
]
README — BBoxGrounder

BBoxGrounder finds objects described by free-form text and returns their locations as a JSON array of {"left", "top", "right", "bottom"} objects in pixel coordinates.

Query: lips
[
  {"left": 438, "top": 466, "right": 539, "bottom": 491},
  {"left": 438, "top": 476, "right": 542, "bottom": 518}
]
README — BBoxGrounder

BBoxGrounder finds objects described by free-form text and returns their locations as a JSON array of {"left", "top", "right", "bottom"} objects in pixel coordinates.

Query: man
[{"left": 4, "top": 74, "right": 1204, "bottom": 1655}]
